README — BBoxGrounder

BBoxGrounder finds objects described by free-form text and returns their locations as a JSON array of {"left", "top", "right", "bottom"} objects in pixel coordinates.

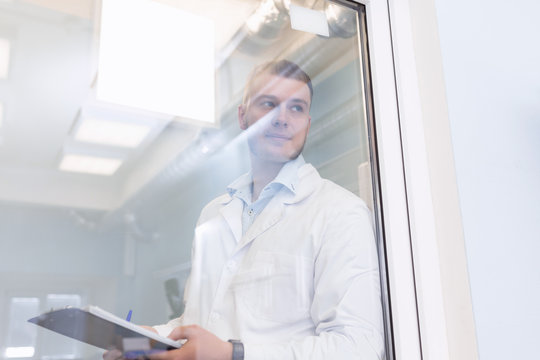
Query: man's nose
[{"left": 271, "top": 104, "right": 288, "bottom": 127}]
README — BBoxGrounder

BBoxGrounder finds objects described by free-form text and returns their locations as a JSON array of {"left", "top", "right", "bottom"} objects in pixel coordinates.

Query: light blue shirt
[{"left": 227, "top": 155, "right": 305, "bottom": 235}]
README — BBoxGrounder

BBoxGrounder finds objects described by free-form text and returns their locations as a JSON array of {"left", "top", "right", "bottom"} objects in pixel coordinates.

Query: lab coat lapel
[
  {"left": 219, "top": 197, "right": 243, "bottom": 244},
  {"left": 238, "top": 193, "right": 288, "bottom": 250},
  {"left": 232, "top": 163, "right": 322, "bottom": 252}
]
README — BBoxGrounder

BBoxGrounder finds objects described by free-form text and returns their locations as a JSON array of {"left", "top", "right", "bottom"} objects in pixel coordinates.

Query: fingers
[
  {"left": 103, "top": 349, "right": 123, "bottom": 360},
  {"left": 145, "top": 351, "right": 168, "bottom": 360},
  {"left": 147, "top": 347, "right": 188, "bottom": 360},
  {"left": 147, "top": 325, "right": 228, "bottom": 360},
  {"left": 167, "top": 325, "right": 199, "bottom": 341},
  {"left": 147, "top": 325, "right": 200, "bottom": 360},
  {"left": 139, "top": 325, "right": 158, "bottom": 334}
]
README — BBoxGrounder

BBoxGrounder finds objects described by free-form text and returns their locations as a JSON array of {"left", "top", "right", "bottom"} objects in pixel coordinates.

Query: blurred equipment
[
  {"left": 237, "top": 0, "right": 291, "bottom": 53},
  {"left": 325, "top": 2, "right": 358, "bottom": 38},
  {"left": 164, "top": 278, "right": 184, "bottom": 319}
]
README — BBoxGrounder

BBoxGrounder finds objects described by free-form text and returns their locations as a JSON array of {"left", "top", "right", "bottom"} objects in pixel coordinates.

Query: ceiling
[
  {"left": 0, "top": 0, "right": 353, "bottom": 211},
  {"left": 0, "top": 0, "right": 261, "bottom": 210}
]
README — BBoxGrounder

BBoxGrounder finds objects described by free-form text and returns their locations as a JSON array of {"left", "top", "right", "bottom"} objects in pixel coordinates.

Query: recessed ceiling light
[
  {"left": 97, "top": 0, "right": 215, "bottom": 123},
  {"left": 74, "top": 118, "right": 151, "bottom": 148},
  {"left": 59, "top": 154, "right": 123, "bottom": 176},
  {"left": 0, "top": 38, "right": 10, "bottom": 79}
]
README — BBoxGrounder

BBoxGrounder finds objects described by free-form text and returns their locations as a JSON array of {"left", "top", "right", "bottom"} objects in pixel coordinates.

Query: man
[{"left": 121, "top": 60, "right": 384, "bottom": 360}]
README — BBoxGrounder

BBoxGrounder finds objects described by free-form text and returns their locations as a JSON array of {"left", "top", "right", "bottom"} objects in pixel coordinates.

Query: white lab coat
[{"left": 154, "top": 163, "right": 385, "bottom": 360}]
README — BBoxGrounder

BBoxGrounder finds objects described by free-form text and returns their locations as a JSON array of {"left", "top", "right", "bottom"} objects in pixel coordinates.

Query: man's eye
[
  {"left": 290, "top": 105, "right": 305, "bottom": 113},
  {"left": 260, "top": 101, "right": 275, "bottom": 108}
]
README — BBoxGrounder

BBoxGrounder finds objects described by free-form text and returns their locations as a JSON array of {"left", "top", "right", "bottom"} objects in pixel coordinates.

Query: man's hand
[
  {"left": 102, "top": 326, "right": 158, "bottom": 360},
  {"left": 148, "top": 325, "right": 233, "bottom": 360}
]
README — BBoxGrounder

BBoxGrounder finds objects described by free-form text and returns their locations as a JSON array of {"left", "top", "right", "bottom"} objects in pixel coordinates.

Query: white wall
[{"left": 433, "top": 1, "right": 540, "bottom": 358}]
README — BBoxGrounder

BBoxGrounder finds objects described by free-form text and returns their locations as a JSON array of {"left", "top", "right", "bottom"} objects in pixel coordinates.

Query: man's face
[{"left": 238, "top": 73, "right": 311, "bottom": 164}]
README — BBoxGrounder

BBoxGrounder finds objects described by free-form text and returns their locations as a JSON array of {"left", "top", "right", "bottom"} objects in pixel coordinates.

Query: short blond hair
[{"left": 242, "top": 59, "right": 313, "bottom": 105}]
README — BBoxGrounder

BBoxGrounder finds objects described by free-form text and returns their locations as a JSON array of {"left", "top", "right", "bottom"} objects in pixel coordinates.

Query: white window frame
[{"left": 353, "top": 0, "right": 479, "bottom": 359}]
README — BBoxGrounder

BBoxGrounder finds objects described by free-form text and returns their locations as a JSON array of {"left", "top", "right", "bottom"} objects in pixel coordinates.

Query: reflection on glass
[{"left": 0, "top": 0, "right": 389, "bottom": 359}]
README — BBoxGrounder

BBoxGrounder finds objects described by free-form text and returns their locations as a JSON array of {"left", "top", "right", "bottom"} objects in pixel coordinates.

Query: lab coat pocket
[{"left": 232, "top": 251, "right": 312, "bottom": 323}]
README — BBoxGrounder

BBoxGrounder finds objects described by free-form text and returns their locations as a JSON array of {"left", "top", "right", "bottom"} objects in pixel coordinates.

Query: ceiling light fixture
[
  {"left": 59, "top": 154, "right": 123, "bottom": 176},
  {"left": 74, "top": 118, "right": 151, "bottom": 148},
  {"left": 97, "top": 0, "right": 215, "bottom": 124}
]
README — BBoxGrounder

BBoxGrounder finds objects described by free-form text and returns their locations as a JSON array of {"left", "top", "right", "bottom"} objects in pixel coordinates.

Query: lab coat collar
[
  {"left": 282, "top": 163, "right": 320, "bottom": 204},
  {"left": 270, "top": 155, "right": 305, "bottom": 195}
]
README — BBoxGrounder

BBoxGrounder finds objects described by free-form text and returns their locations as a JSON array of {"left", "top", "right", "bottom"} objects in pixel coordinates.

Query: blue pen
[{"left": 126, "top": 310, "right": 132, "bottom": 322}]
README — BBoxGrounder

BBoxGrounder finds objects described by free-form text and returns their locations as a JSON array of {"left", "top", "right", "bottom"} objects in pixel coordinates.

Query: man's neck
[{"left": 250, "top": 158, "right": 286, "bottom": 202}]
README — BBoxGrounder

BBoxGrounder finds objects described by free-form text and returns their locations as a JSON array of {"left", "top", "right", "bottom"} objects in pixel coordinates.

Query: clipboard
[{"left": 28, "top": 306, "right": 181, "bottom": 358}]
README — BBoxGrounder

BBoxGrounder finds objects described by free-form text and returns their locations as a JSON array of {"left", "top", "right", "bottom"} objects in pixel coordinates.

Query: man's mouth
[{"left": 264, "top": 133, "right": 292, "bottom": 140}]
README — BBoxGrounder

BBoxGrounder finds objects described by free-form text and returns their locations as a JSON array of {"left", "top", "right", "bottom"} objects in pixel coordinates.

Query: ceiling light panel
[
  {"left": 59, "top": 154, "right": 123, "bottom": 176},
  {"left": 74, "top": 118, "right": 151, "bottom": 148},
  {"left": 97, "top": 0, "right": 215, "bottom": 123}
]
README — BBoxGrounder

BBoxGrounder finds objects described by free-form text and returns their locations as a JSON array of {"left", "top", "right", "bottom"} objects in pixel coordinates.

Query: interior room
[{"left": 0, "top": 1, "right": 381, "bottom": 359}]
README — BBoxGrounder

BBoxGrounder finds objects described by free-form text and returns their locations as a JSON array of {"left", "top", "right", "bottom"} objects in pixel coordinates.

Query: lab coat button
[{"left": 227, "top": 261, "right": 237, "bottom": 271}]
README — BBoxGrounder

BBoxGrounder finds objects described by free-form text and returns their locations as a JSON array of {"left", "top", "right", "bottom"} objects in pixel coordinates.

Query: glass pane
[
  {"left": 4, "top": 298, "right": 39, "bottom": 358},
  {"left": 41, "top": 295, "right": 82, "bottom": 359},
  {"left": 0, "top": 0, "right": 391, "bottom": 359}
]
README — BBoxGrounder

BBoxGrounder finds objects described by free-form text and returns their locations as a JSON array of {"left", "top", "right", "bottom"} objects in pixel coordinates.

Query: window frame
[
  {"left": 352, "top": 0, "right": 423, "bottom": 358},
  {"left": 352, "top": 0, "right": 478, "bottom": 359}
]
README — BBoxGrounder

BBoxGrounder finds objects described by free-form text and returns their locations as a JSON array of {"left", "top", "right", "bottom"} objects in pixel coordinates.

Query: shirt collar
[
  {"left": 227, "top": 155, "right": 305, "bottom": 199},
  {"left": 271, "top": 154, "right": 305, "bottom": 194}
]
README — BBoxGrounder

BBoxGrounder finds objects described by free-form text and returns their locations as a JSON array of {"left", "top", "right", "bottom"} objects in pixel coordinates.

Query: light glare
[
  {"left": 97, "top": 0, "right": 215, "bottom": 123},
  {"left": 59, "top": 154, "right": 123, "bottom": 175},
  {"left": 75, "top": 118, "right": 151, "bottom": 148}
]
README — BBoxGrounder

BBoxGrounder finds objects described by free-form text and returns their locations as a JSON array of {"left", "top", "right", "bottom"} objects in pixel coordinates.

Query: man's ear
[{"left": 238, "top": 104, "right": 248, "bottom": 130}]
